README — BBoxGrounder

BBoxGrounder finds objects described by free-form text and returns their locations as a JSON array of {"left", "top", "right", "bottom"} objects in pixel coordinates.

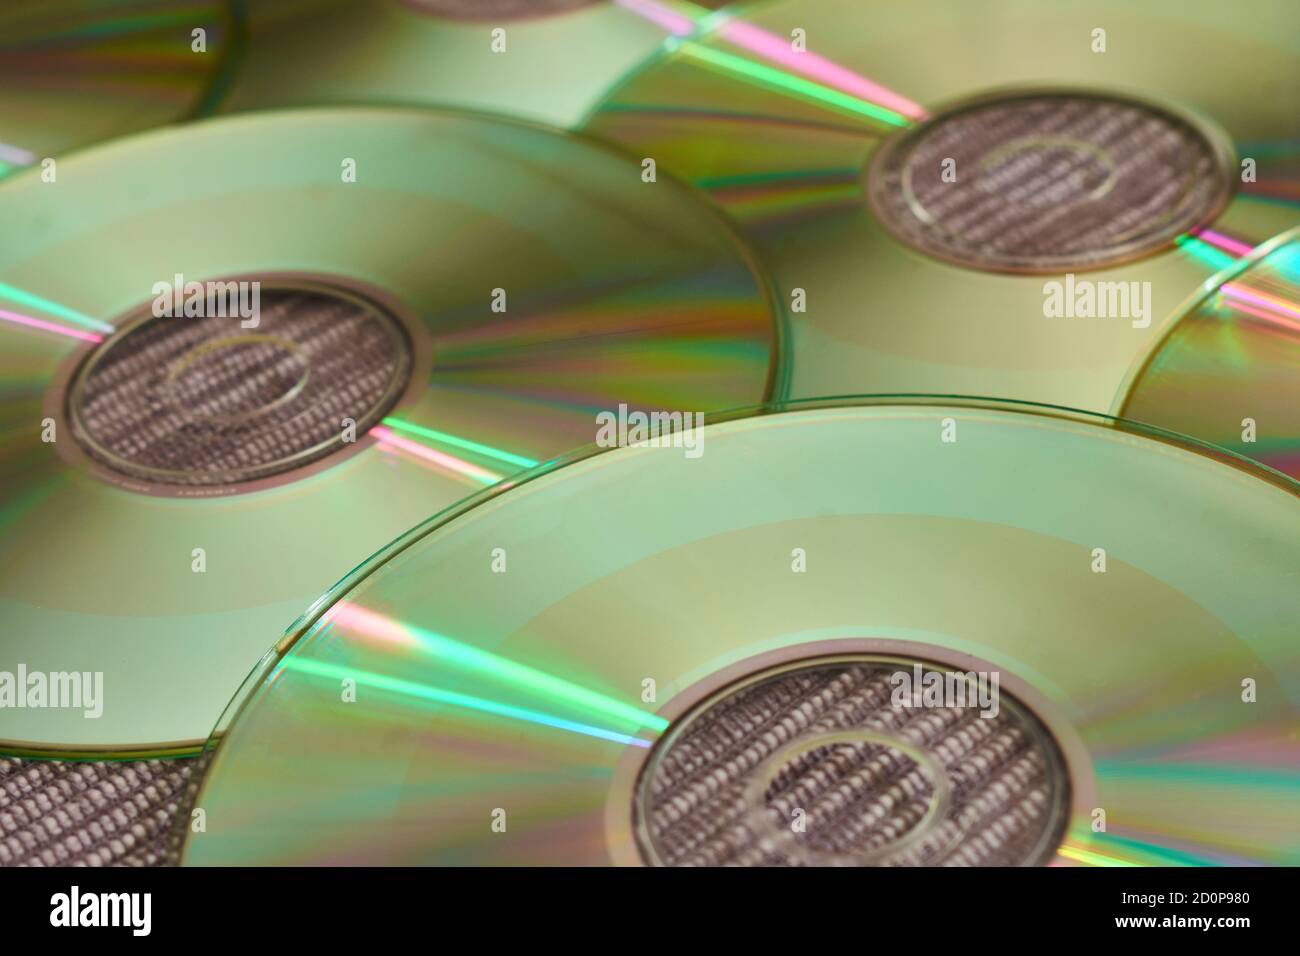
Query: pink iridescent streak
[
  {"left": 1221, "top": 283, "right": 1300, "bottom": 317},
  {"left": 1194, "top": 229, "right": 1254, "bottom": 257},
  {"left": 369, "top": 425, "right": 502, "bottom": 484},
  {"left": 615, "top": 0, "right": 928, "bottom": 121},
  {"left": 329, "top": 603, "right": 418, "bottom": 648},
  {"left": 717, "top": 19, "right": 928, "bottom": 120},
  {"left": 0, "top": 308, "right": 102, "bottom": 343},
  {"left": 1219, "top": 286, "right": 1300, "bottom": 333}
]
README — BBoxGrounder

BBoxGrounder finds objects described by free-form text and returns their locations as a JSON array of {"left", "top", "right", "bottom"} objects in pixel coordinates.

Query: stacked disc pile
[{"left": 1, "top": 0, "right": 1296, "bottom": 868}]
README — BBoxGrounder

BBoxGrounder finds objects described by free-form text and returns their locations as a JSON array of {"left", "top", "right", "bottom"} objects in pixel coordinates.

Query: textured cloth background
[{"left": 0, "top": 758, "right": 194, "bottom": 867}]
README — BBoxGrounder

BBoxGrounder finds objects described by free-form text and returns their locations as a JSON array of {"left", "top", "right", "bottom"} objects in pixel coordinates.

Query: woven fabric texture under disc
[
  {"left": 0, "top": 758, "right": 193, "bottom": 866},
  {"left": 71, "top": 289, "right": 409, "bottom": 487},
  {"left": 640, "top": 663, "right": 1064, "bottom": 866}
]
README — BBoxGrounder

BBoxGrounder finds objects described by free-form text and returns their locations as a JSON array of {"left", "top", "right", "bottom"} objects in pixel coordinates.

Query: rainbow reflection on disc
[
  {"left": 181, "top": 398, "right": 1300, "bottom": 866},
  {"left": 0, "top": 0, "right": 237, "bottom": 177},
  {"left": 0, "top": 107, "right": 777, "bottom": 755},
  {"left": 584, "top": 0, "right": 1300, "bottom": 476},
  {"left": 1121, "top": 230, "right": 1300, "bottom": 479}
]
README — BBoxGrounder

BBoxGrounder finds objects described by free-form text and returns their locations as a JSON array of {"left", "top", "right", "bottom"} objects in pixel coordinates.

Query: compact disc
[
  {"left": 584, "top": 0, "right": 1300, "bottom": 475},
  {"left": 209, "top": 0, "right": 725, "bottom": 129},
  {"left": 0, "top": 0, "right": 237, "bottom": 178},
  {"left": 1119, "top": 228, "right": 1300, "bottom": 479},
  {"left": 0, "top": 107, "right": 777, "bottom": 755},
  {"left": 180, "top": 398, "right": 1300, "bottom": 866}
]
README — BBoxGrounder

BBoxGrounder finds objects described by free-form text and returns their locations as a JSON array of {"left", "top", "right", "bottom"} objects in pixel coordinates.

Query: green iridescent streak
[
  {"left": 40, "top": 12, "right": 211, "bottom": 42},
  {"left": 0, "top": 281, "right": 114, "bottom": 333},
  {"left": 280, "top": 656, "right": 658, "bottom": 745},
  {"left": 1174, "top": 234, "right": 1239, "bottom": 273},
  {"left": 1086, "top": 831, "right": 1219, "bottom": 867},
  {"left": 0, "top": 471, "right": 66, "bottom": 531},
  {"left": 676, "top": 43, "right": 910, "bottom": 129},
  {"left": 695, "top": 168, "right": 862, "bottom": 190},
  {"left": 380, "top": 417, "right": 538, "bottom": 469},
  {"left": 365, "top": 617, "right": 668, "bottom": 734},
  {"left": 1233, "top": 141, "right": 1300, "bottom": 157},
  {"left": 1204, "top": 303, "right": 1251, "bottom": 371},
  {"left": 1060, "top": 840, "right": 1140, "bottom": 868},
  {"left": 1095, "top": 762, "right": 1300, "bottom": 791},
  {"left": 1270, "top": 245, "right": 1300, "bottom": 280}
]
